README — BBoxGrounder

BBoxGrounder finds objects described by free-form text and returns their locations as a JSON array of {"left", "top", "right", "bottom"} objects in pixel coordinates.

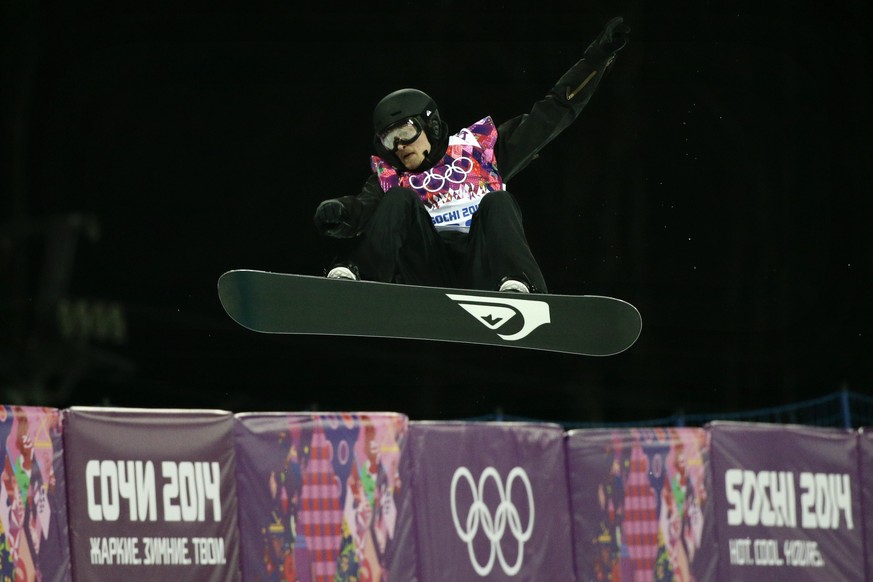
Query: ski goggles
[{"left": 377, "top": 117, "right": 423, "bottom": 150}]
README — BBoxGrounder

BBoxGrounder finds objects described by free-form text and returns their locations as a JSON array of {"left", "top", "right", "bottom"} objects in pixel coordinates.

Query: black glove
[
  {"left": 584, "top": 17, "right": 631, "bottom": 64},
  {"left": 313, "top": 198, "right": 352, "bottom": 236}
]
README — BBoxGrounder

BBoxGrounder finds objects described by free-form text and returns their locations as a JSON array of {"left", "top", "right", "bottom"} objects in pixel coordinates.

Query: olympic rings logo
[
  {"left": 408, "top": 156, "right": 475, "bottom": 192},
  {"left": 450, "top": 466, "right": 535, "bottom": 577}
]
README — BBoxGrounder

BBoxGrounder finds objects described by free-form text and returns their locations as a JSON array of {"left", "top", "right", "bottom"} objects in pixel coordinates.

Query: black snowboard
[{"left": 217, "top": 270, "right": 642, "bottom": 356}]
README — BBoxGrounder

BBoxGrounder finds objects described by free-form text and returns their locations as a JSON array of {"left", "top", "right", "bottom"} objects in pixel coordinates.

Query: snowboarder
[{"left": 313, "top": 17, "right": 630, "bottom": 294}]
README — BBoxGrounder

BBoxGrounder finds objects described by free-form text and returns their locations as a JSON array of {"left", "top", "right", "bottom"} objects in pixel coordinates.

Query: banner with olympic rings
[{"left": 395, "top": 421, "right": 575, "bottom": 580}]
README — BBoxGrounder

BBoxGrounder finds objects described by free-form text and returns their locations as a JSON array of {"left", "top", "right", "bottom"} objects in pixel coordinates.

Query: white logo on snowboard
[{"left": 446, "top": 294, "right": 550, "bottom": 341}]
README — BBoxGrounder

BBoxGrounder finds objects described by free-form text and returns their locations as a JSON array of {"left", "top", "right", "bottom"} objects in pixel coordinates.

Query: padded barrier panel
[
  {"left": 397, "top": 421, "right": 575, "bottom": 581},
  {"left": 856, "top": 427, "right": 872, "bottom": 582},
  {"left": 62, "top": 407, "right": 240, "bottom": 582},
  {"left": 233, "top": 412, "right": 408, "bottom": 582},
  {"left": 709, "top": 421, "right": 864, "bottom": 581},
  {"left": 566, "top": 427, "right": 716, "bottom": 582},
  {"left": 0, "top": 405, "right": 71, "bottom": 581}
]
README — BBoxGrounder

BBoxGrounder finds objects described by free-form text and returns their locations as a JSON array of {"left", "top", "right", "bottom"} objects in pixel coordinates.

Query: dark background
[{"left": 2, "top": 1, "right": 870, "bottom": 423}]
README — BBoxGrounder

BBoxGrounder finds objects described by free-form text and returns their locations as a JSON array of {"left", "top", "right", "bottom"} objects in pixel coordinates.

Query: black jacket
[{"left": 325, "top": 54, "right": 615, "bottom": 239}]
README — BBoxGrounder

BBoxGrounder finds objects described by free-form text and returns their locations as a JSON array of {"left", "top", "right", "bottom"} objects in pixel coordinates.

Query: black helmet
[
  {"left": 373, "top": 88, "right": 442, "bottom": 137},
  {"left": 372, "top": 88, "right": 448, "bottom": 170}
]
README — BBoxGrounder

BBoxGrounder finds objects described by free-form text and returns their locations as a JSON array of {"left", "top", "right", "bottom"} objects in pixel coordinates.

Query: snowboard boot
[
  {"left": 498, "top": 276, "right": 531, "bottom": 293},
  {"left": 326, "top": 264, "right": 359, "bottom": 281}
]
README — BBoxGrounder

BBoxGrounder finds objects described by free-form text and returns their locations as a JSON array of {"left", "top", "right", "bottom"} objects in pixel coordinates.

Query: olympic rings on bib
[{"left": 408, "top": 156, "right": 475, "bottom": 193}]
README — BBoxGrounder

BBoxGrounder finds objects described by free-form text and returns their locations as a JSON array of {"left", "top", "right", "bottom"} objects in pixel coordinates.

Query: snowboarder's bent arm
[{"left": 313, "top": 174, "right": 384, "bottom": 238}]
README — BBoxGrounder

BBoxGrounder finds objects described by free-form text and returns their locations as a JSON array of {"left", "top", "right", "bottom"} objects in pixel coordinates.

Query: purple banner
[
  {"left": 63, "top": 407, "right": 240, "bottom": 581},
  {"left": 710, "top": 421, "right": 863, "bottom": 581},
  {"left": 0, "top": 406, "right": 71, "bottom": 581},
  {"left": 399, "top": 421, "right": 574, "bottom": 580},
  {"left": 565, "top": 427, "right": 715, "bottom": 582},
  {"left": 860, "top": 428, "right": 872, "bottom": 582},
  {"left": 233, "top": 412, "right": 408, "bottom": 582}
]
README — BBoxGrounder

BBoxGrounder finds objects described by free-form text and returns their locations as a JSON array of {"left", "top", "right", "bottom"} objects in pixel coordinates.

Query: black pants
[{"left": 342, "top": 187, "right": 547, "bottom": 292}]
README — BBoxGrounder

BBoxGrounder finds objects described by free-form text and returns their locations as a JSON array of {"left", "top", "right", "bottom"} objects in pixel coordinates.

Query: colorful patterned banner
[
  {"left": 566, "top": 427, "right": 716, "bottom": 581},
  {"left": 397, "top": 421, "right": 575, "bottom": 580},
  {"left": 234, "top": 412, "right": 408, "bottom": 582},
  {"left": 0, "top": 405, "right": 70, "bottom": 581},
  {"left": 710, "top": 421, "right": 864, "bottom": 581},
  {"left": 63, "top": 407, "right": 240, "bottom": 581}
]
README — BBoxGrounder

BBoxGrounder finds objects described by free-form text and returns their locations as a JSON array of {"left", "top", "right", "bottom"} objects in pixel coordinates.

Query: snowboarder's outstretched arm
[{"left": 495, "top": 16, "right": 631, "bottom": 182}]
